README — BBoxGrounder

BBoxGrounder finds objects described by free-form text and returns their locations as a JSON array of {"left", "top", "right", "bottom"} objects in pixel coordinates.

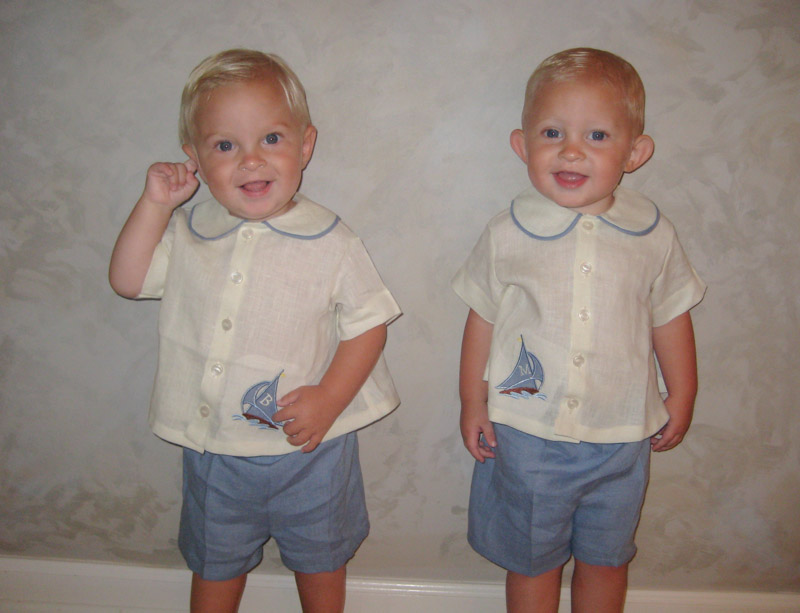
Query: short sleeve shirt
[
  {"left": 452, "top": 187, "right": 706, "bottom": 443},
  {"left": 140, "top": 194, "right": 401, "bottom": 456}
]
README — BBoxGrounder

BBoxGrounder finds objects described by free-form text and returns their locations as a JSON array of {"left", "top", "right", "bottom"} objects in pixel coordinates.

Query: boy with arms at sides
[
  {"left": 452, "top": 48, "right": 706, "bottom": 612},
  {"left": 109, "top": 49, "right": 401, "bottom": 613}
]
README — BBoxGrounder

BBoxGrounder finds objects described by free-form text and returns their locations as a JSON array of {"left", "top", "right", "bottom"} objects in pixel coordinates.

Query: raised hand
[
  {"left": 142, "top": 160, "right": 200, "bottom": 210},
  {"left": 109, "top": 159, "right": 200, "bottom": 298}
]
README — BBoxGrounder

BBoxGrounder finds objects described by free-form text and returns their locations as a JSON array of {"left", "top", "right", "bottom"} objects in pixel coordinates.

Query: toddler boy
[
  {"left": 452, "top": 48, "right": 705, "bottom": 612},
  {"left": 110, "top": 49, "right": 400, "bottom": 612}
]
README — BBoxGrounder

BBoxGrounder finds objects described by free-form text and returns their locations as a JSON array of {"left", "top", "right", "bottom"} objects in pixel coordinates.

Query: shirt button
[
  {"left": 199, "top": 405, "right": 210, "bottom": 418},
  {"left": 572, "top": 354, "right": 585, "bottom": 367},
  {"left": 567, "top": 398, "right": 580, "bottom": 411},
  {"left": 211, "top": 362, "right": 224, "bottom": 376},
  {"left": 578, "top": 308, "right": 590, "bottom": 322},
  {"left": 582, "top": 220, "right": 594, "bottom": 231},
  {"left": 230, "top": 271, "right": 243, "bottom": 284},
  {"left": 221, "top": 318, "right": 233, "bottom": 331},
  {"left": 580, "top": 262, "right": 592, "bottom": 275},
  {"left": 241, "top": 228, "right": 254, "bottom": 240}
]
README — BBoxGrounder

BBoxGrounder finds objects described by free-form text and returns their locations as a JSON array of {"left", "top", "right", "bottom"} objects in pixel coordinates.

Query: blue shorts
[
  {"left": 179, "top": 432, "right": 369, "bottom": 580},
  {"left": 468, "top": 424, "right": 650, "bottom": 577}
]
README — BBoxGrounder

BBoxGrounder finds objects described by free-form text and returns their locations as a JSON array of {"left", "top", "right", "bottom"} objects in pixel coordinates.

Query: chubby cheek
[
  {"left": 197, "top": 161, "right": 229, "bottom": 188},
  {"left": 527, "top": 153, "right": 551, "bottom": 183}
]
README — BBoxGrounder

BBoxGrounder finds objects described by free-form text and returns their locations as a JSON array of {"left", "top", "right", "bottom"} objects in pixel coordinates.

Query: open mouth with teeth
[
  {"left": 553, "top": 172, "right": 588, "bottom": 188},
  {"left": 239, "top": 181, "right": 272, "bottom": 198},
  {"left": 239, "top": 180, "right": 272, "bottom": 195}
]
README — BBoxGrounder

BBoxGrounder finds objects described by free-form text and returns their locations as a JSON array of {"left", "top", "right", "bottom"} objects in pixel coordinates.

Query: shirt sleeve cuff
[
  {"left": 651, "top": 270, "right": 707, "bottom": 327},
  {"left": 451, "top": 268, "right": 498, "bottom": 324}
]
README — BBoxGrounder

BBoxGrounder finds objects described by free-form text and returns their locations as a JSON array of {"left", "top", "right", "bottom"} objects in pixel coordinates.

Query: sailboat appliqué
[
  {"left": 233, "top": 371, "right": 285, "bottom": 430},
  {"left": 496, "top": 337, "right": 547, "bottom": 400}
]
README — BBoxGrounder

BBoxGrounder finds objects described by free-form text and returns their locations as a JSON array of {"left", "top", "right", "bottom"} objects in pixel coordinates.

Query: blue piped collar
[
  {"left": 188, "top": 193, "right": 340, "bottom": 241},
  {"left": 510, "top": 186, "right": 660, "bottom": 240}
]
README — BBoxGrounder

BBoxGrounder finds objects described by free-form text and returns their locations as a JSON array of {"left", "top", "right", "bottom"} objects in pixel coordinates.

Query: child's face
[
  {"left": 510, "top": 78, "right": 652, "bottom": 216},
  {"left": 183, "top": 78, "right": 316, "bottom": 222}
]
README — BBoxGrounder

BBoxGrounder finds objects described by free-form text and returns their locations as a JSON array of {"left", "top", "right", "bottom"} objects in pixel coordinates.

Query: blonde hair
[
  {"left": 179, "top": 49, "right": 311, "bottom": 144},
  {"left": 522, "top": 48, "right": 646, "bottom": 135}
]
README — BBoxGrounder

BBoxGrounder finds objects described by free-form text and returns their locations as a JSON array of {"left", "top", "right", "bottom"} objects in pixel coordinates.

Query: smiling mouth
[
  {"left": 240, "top": 181, "right": 271, "bottom": 194},
  {"left": 553, "top": 172, "right": 587, "bottom": 188}
]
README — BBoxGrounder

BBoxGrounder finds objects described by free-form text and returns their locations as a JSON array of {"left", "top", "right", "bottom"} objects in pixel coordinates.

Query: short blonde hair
[
  {"left": 179, "top": 49, "right": 311, "bottom": 145},
  {"left": 522, "top": 48, "right": 646, "bottom": 135}
]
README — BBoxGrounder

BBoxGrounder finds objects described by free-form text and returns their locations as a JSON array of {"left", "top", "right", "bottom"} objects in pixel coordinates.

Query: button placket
[
  {"left": 198, "top": 225, "right": 259, "bottom": 414},
  {"left": 562, "top": 216, "right": 597, "bottom": 424}
]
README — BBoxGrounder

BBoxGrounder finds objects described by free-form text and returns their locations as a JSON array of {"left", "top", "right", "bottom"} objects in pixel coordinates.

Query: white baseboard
[{"left": 1, "top": 557, "right": 797, "bottom": 612}]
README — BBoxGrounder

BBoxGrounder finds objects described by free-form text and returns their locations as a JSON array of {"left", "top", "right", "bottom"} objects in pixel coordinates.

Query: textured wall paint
[{"left": 1, "top": 0, "right": 798, "bottom": 593}]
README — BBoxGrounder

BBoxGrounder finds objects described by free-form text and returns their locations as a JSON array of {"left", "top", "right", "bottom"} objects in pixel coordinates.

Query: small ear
[
  {"left": 181, "top": 143, "right": 197, "bottom": 162},
  {"left": 301, "top": 124, "right": 317, "bottom": 169},
  {"left": 182, "top": 143, "right": 205, "bottom": 181},
  {"left": 510, "top": 129, "right": 528, "bottom": 164},
  {"left": 625, "top": 134, "right": 654, "bottom": 173}
]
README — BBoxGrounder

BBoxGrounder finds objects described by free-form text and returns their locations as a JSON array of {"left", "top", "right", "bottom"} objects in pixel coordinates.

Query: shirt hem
[
  {"left": 488, "top": 406, "right": 667, "bottom": 444},
  {"left": 151, "top": 398, "right": 400, "bottom": 457}
]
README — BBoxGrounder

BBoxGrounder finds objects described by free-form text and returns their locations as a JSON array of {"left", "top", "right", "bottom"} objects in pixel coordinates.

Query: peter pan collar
[
  {"left": 510, "top": 186, "right": 660, "bottom": 240},
  {"left": 187, "top": 193, "right": 339, "bottom": 241}
]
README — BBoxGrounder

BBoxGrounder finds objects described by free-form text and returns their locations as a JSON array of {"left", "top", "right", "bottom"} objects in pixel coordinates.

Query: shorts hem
[
  {"left": 572, "top": 546, "right": 637, "bottom": 569},
  {"left": 468, "top": 534, "right": 571, "bottom": 578},
  {"left": 183, "top": 553, "right": 263, "bottom": 582},
  {"left": 280, "top": 526, "right": 369, "bottom": 574}
]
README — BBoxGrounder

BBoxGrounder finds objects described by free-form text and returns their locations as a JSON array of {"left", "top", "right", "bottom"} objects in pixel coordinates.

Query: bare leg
[
  {"left": 295, "top": 565, "right": 347, "bottom": 613},
  {"left": 506, "top": 565, "right": 563, "bottom": 613},
  {"left": 190, "top": 572, "right": 247, "bottom": 613},
  {"left": 570, "top": 560, "right": 627, "bottom": 613}
]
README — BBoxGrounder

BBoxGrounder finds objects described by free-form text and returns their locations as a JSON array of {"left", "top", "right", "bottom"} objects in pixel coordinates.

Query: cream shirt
[
  {"left": 452, "top": 186, "right": 706, "bottom": 444},
  {"left": 139, "top": 194, "right": 401, "bottom": 456}
]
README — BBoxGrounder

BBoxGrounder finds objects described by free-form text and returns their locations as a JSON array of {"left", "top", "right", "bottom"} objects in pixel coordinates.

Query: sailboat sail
[
  {"left": 496, "top": 338, "right": 544, "bottom": 398},
  {"left": 237, "top": 370, "right": 284, "bottom": 429}
]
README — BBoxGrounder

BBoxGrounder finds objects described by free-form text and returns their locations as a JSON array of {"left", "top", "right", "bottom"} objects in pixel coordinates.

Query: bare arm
[
  {"left": 459, "top": 309, "right": 496, "bottom": 462},
  {"left": 274, "top": 324, "right": 388, "bottom": 453},
  {"left": 651, "top": 311, "right": 698, "bottom": 452},
  {"left": 109, "top": 161, "right": 199, "bottom": 298}
]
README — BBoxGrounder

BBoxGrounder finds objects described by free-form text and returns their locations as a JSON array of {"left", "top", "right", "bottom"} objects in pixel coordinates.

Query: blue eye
[
  {"left": 590, "top": 131, "right": 607, "bottom": 141},
  {"left": 217, "top": 141, "right": 233, "bottom": 152},
  {"left": 265, "top": 133, "right": 279, "bottom": 144},
  {"left": 544, "top": 128, "right": 560, "bottom": 138}
]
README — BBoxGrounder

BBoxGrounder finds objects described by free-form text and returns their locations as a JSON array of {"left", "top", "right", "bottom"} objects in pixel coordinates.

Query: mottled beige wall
[{"left": 1, "top": 0, "right": 797, "bottom": 593}]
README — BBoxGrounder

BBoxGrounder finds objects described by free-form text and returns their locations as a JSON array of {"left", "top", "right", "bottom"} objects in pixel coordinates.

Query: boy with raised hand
[{"left": 110, "top": 49, "right": 400, "bottom": 612}]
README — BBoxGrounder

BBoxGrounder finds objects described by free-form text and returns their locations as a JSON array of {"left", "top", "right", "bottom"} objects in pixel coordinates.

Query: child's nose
[
  {"left": 240, "top": 152, "right": 266, "bottom": 170},
  {"left": 559, "top": 140, "right": 584, "bottom": 161}
]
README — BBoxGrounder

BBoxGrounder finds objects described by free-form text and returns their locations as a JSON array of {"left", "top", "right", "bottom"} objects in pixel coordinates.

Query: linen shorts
[
  {"left": 179, "top": 432, "right": 369, "bottom": 580},
  {"left": 468, "top": 423, "right": 650, "bottom": 577}
]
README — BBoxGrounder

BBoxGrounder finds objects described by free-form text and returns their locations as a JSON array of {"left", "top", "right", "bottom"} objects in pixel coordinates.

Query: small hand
[
  {"left": 273, "top": 385, "right": 343, "bottom": 453},
  {"left": 460, "top": 403, "right": 496, "bottom": 462},
  {"left": 143, "top": 160, "right": 199, "bottom": 210},
  {"left": 651, "top": 403, "right": 692, "bottom": 452}
]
